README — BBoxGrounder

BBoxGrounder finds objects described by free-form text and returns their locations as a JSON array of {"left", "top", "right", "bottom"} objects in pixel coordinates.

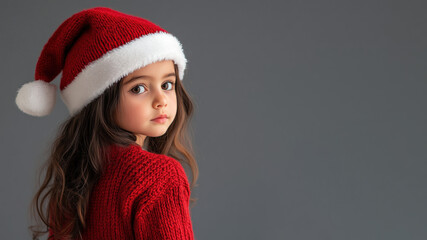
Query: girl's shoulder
[
  {"left": 106, "top": 143, "right": 190, "bottom": 206},
  {"left": 108, "top": 143, "right": 188, "bottom": 185}
]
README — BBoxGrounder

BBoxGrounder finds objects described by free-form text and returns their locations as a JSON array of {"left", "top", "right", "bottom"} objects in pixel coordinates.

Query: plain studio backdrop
[{"left": 1, "top": 0, "right": 426, "bottom": 239}]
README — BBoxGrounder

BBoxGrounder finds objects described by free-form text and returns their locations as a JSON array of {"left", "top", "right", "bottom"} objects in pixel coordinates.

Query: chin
[{"left": 147, "top": 129, "right": 169, "bottom": 138}]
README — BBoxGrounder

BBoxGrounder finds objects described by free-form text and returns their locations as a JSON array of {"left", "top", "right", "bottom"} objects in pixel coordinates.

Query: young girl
[{"left": 15, "top": 7, "right": 198, "bottom": 240}]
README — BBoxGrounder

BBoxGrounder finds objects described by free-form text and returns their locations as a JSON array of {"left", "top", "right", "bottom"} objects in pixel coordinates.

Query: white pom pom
[{"left": 15, "top": 80, "right": 57, "bottom": 117}]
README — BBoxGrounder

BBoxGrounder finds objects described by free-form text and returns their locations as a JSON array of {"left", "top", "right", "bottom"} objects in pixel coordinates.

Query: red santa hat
[{"left": 15, "top": 7, "right": 187, "bottom": 117}]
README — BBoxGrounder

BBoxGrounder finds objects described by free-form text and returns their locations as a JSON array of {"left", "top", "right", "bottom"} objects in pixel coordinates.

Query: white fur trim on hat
[
  {"left": 15, "top": 80, "right": 57, "bottom": 117},
  {"left": 60, "top": 31, "right": 187, "bottom": 116}
]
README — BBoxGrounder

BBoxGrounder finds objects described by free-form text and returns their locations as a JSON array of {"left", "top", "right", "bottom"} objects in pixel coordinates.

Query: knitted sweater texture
[{"left": 49, "top": 143, "right": 194, "bottom": 239}]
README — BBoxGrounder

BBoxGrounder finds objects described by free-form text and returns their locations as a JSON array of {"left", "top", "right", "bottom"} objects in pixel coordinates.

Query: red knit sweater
[{"left": 48, "top": 143, "right": 195, "bottom": 239}]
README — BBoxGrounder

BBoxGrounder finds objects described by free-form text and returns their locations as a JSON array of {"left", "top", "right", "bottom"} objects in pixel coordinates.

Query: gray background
[{"left": 1, "top": 0, "right": 426, "bottom": 239}]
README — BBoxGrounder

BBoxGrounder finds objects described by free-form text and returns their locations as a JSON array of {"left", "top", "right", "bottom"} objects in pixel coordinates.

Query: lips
[{"left": 152, "top": 114, "right": 168, "bottom": 120}]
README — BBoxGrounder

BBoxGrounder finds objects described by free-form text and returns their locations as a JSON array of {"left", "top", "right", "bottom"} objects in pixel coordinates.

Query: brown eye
[
  {"left": 130, "top": 85, "right": 146, "bottom": 94},
  {"left": 162, "top": 81, "right": 175, "bottom": 90}
]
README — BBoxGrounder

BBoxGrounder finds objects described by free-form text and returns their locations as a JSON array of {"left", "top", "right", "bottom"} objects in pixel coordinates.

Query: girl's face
[{"left": 115, "top": 60, "right": 177, "bottom": 147}]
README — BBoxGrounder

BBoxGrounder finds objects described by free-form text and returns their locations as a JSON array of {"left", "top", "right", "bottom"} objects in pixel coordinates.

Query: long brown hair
[{"left": 29, "top": 63, "right": 199, "bottom": 240}]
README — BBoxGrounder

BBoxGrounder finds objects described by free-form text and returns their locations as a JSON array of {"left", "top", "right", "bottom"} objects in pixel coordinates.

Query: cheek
[
  {"left": 125, "top": 99, "right": 147, "bottom": 119},
  {"left": 168, "top": 94, "right": 178, "bottom": 114},
  {"left": 117, "top": 96, "right": 148, "bottom": 128}
]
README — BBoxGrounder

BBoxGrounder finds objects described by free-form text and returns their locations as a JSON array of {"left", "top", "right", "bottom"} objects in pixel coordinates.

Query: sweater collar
[{"left": 107, "top": 143, "right": 146, "bottom": 159}]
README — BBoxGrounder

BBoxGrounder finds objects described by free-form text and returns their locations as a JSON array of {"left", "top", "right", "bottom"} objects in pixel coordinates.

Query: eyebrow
[{"left": 124, "top": 72, "right": 176, "bottom": 86}]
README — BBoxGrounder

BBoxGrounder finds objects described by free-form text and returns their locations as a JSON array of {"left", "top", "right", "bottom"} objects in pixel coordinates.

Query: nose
[{"left": 153, "top": 90, "right": 167, "bottom": 109}]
